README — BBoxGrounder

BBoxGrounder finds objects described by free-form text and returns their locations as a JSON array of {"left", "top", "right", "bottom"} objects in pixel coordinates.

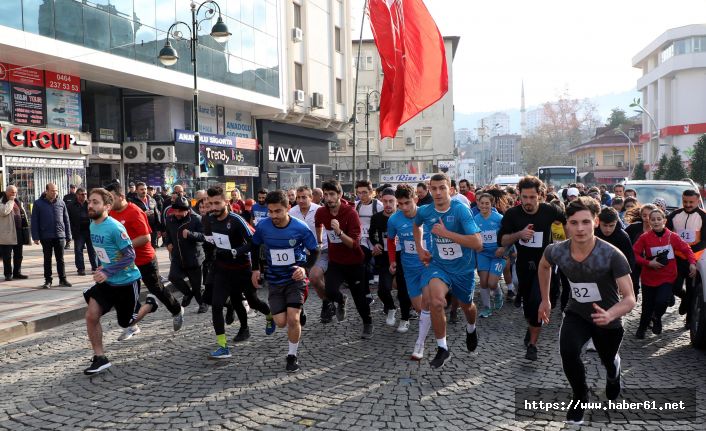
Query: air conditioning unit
[
  {"left": 348, "top": 138, "right": 354, "bottom": 146},
  {"left": 312, "top": 92, "right": 324, "bottom": 109},
  {"left": 123, "top": 142, "right": 148, "bottom": 163},
  {"left": 294, "top": 90, "right": 305, "bottom": 104},
  {"left": 292, "top": 27, "right": 303, "bottom": 42},
  {"left": 92, "top": 142, "right": 122, "bottom": 160},
  {"left": 406, "top": 137, "right": 414, "bottom": 145},
  {"left": 616, "top": 161, "right": 623, "bottom": 167},
  {"left": 149, "top": 145, "right": 177, "bottom": 163}
]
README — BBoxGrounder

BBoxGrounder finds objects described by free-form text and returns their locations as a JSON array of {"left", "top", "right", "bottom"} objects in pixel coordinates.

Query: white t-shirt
[
  {"left": 356, "top": 199, "right": 384, "bottom": 249},
  {"left": 451, "top": 193, "right": 471, "bottom": 208},
  {"left": 289, "top": 203, "right": 327, "bottom": 249}
]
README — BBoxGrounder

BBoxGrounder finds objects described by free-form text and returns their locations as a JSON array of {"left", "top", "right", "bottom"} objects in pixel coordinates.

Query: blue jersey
[
  {"left": 251, "top": 203, "right": 269, "bottom": 225},
  {"left": 90, "top": 216, "right": 141, "bottom": 286},
  {"left": 474, "top": 211, "right": 504, "bottom": 256},
  {"left": 252, "top": 216, "right": 318, "bottom": 286},
  {"left": 387, "top": 210, "right": 429, "bottom": 271},
  {"left": 414, "top": 200, "right": 480, "bottom": 275}
]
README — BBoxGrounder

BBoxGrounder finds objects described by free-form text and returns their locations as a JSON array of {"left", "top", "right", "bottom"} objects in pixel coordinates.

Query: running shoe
[
  {"left": 679, "top": 298, "right": 689, "bottom": 316},
  {"left": 265, "top": 315, "right": 276, "bottom": 335},
  {"left": 233, "top": 326, "right": 251, "bottom": 342},
  {"left": 466, "top": 329, "right": 478, "bottom": 352},
  {"left": 146, "top": 294, "right": 159, "bottom": 313},
  {"left": 83, "top": 355, "right": 111, "bottom": 375},
  {"left": 396, "top": 320, "right": 410, "bottom": 333},
  {"left": 408, "top": 309, "right": 419, "bottom": 320},
  {"left": 606, "top": 369, "right": 621, "bottom": 401},
  {"left": 449, "top": 309, "right": 459, "bottom": 323},
  {"left": 506, "top": 290, "right": 515, "bottom": 301},
  {"left": 173, "top": 306, "right": 185, "bottom": 331},
  {"left": 58, "top": 279, "right": 72, "bottom": 287},
  {"left": 386, "top": 309, "right": 397, "bottom": 326},
  {"left": 525, "top": 344, "right": 538, "bottom": 361},
  {"left": 479, "top": 307, "right": 492, "bottom": 318},
  {"left": 494, "top": 291, "right": 504, "bottom": 311},
  {"left": 565, "top": 395, "right": 586, "bottom": 425},
  {"left": 652, "top": 318, "right": 663, "bottom": 335},
  {"left": 430, "top": 347, "right": 450, "bottom": 369},
  {"left": 361, "top": 323, "right": 374, "bottom": 339},
  {"left": 181, "top": 294, "right": 193, "bottom": 307},
  {"left": 320, "top": 301, "right": 333, "bottom": 324},
  {"left": 197, "top": 303, "right": 209, "bottom": 314},
  {"left": 366, "top": 294, "right": 375, "bottom": 306},
  {"left": 118, "top": 325, "right": 140, "bottom": 341},
  {"left": 514, "top": 294, "right": 522, "bottom": 308},
  {"left": 635, "top": 327, "right": 646, "bottom": 339},
  {"left": 411, "top": 342, "right": 424, "bottom": 360},
  {"left": 208, "top": 346, "right": 232, "bottom": 360},
  {"left": 336, "top": 295, "right": 348, "bottom": 322},
  {"left": 300, "top": 307, "right": 307, "bottom": 327},
  {"left": 286, "top": 355, "right": 300, "bottom": 373}
]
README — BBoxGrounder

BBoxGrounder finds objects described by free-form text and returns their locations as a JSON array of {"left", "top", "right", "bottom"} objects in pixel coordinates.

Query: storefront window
[
  {"left": 8, "top": 165, "right": 85, "bottom": 209},
  {"left": 124, "top": 97, "right": 156, "bottom": 141}
]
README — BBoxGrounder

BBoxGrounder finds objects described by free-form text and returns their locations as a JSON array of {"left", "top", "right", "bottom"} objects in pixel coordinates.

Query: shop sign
[
  {"left": 223, "top": 165, "right": 259, "bottom": 177},
  {"left": 381, "top": 173, "right": 432, "bottom": 183},
  {"left": 5, "top": 155, "right": 84, "bottom": 168},
  {"left": 269, "top": 146, "right": 305, "bottom": 163},
  {"left": 225, "top": 110, "right": 253, "bottom": 139},
  {"left": 1, "top": 126, "right": 88, "bottom": 153},
  {"left": 175, "top": 129, "right": 235, "bottom": 147}
]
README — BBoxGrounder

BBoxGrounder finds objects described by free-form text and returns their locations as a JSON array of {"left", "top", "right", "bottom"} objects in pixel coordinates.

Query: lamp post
[
  {"left": 630, "top": 98, "right": 659, "bottom": 177},
  {"left": 158, "top": 1, "right": 231, "bottom": 193},
  {"left": 352, "top": 89, "right": 381, "bottom": 184},
  {"left": 614, "top": 127, "right": 635, "bottom": 179}
]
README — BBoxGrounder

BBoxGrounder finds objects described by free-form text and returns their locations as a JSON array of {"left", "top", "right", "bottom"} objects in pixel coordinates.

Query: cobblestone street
[{"left": 1, "top": 288, "right": 705, "bottom": 430}]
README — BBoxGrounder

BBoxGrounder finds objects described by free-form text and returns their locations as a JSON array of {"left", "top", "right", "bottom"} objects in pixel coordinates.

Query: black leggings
[
  {"left": 640, "top": 282, "right": 672, "bottom": 329},
  {"left": 517, "top": 263, "right": 543, "bottom": 327},
  {"left": 375, "top": 256, "right": 396, "bottom": 312},
  {"left": 325, "top": 262, "right": 372, "bottom": 324},
  {"left": 560, "top": 311, "right": 624, "bottom": 397},
  {"left": 211, "top": 269, "right": 270, "bottom": 335},
  {"left": 138, "top": 258, "right": 181, "bottom": 316},
  {"left": 169, "top": 265, "right": 203, "bottom": 305}
]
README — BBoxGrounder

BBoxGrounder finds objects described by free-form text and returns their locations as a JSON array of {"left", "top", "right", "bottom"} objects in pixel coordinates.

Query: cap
[
  {"left": 245, "top": 198, "right": 255, "bottom": 206},
  {"left": 172, "top": 196, "right": 190, "bottom": 210},
  {"left": 653, "top": 197, "right": 667, "bottom": 208},
  {"left": 567, "top": 187, "right": 579, "bottom": 197}
]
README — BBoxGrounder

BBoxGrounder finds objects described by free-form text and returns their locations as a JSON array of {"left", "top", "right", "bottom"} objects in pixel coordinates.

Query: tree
[
  {"left": 664, "top": 147, "right": 687, "bottom": 180},
  {"left": 689, "top": 134, "right": 706, "bottom": 186},
  {"left": 653, "top": 153, "right": 669, "bottom": 180},
  {"left": 632, "top": 160, "right": 647, "bottom": 180},
  {"left": 606, "top": 108, "right": 628, "bottom": 128}
]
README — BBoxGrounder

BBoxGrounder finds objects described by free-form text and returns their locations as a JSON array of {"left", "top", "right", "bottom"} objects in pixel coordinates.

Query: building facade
[
  {"left": 632, "top": 24, "right": 706, "bottom": 175},
  {"left": 569, "top": 125, "right": 643, "bottom": 185},
  {"left": 477, "top": 112, "right": 510, "bottom": 137}
]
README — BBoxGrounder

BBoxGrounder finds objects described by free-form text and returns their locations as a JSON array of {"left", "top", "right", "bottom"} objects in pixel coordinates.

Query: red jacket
[{"left": 633, "top": 228, "right": 696, "bottom": 287}]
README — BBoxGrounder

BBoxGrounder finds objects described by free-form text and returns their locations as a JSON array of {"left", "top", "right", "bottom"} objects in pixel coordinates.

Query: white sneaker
[
  {"left": 118, "top": 325, "right": 141, "bottom": 341},
  {"left": 386, "top": 309, "right": 397, "bottom": 326},
  {"left": 173, "top": 306, "right": 185, "bottom": 331},
  {"left": 411, "top": 341, "right": 424, "bottom": 360},
  {"left": 397, "top": 320, "right": 410, "bottom": 333},
  {"left": 243, "top": 300, "right": 255, "bottom": 316}
]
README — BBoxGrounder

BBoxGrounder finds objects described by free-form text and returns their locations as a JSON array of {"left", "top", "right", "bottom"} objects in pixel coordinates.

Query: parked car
[{"left": 621, "top": 179, "right": 703, "bottom": 212}]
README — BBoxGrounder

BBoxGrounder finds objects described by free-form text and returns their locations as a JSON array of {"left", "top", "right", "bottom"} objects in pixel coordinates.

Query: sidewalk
[{"left": 0, "top": 244, "right": 171, "bottom": 344}]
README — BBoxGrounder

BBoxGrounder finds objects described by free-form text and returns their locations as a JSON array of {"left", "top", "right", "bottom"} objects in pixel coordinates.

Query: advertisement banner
[
  {"left": 279, "top": 167, "right": 312, "bottom": 190},
  {"left": 197, "top": 103, "right": 217, "bottom": 134},
  {"left": 380, "top": 173, "right": 432, "bottom": 183},
  {"left": 0, "top": 81, "right": 10, "bottom": 122},
  {"left": 11, "top": 84, "right": 46, "bottom": 126},
  {"left": 45, "top": 71, "right": 82, "bottom": 130},
  {"left": 225, "top": 109, "right": 253, "bottom": 138}
]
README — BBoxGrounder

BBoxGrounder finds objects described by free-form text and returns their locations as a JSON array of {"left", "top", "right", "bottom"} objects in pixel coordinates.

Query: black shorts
[
  {"left": 268, "top": 280, "right": 308, "bottom": 315},
  {"left": 83, "top": 280, "right": 141, "bottom": 328}
]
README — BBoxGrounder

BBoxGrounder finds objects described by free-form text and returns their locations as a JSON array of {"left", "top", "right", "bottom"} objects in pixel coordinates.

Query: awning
[{"left": 592, "top": 170, "right": 629, "bottom": 179}]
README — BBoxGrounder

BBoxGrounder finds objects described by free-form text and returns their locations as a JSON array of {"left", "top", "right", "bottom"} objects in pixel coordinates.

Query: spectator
[
  {"left": 459, "top": 179, "right": 476, "bottom": 204},
  {"left": 127, "top": 182, "right": 137, "bottom": 200},
  {"left": 416, "top": 182, "right": 433, "bottom": 206},
  {"left": 599, "top": 184, "right": 612, "bottom": 206},
  {"left": 67, "top": 188, "right": 97, "bottom": 276},
  {"left": 0, "top": 186, "right": 28, "bottom": 281},
  {"left": 63, "top": 184, "right": 77, "bottom": 250},
  {"left": 31, "top": 183, "right": 72, "bottom": 289},
  {"left": 287, "top": 189, "right": 297, "bottom": 207},
  {"left": 624, "top": 188, "right": 637, "bottom": 199},
  {"left": 312, "top": 188, "right": 324, "bottom": 205},
  {"left": 230, "top": 189, "right": 244, "bottom": 214},
  {"left": 131, "top": 182, "right": 161, "bottom": 248}
]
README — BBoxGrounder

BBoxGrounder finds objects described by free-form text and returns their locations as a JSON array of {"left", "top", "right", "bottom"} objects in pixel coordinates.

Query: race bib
[
  {"left": 212, "top": 232, "right": 232, "bottom": 250},
  {"left": 94, "top": 246, "right": 111, "bottom": 264},
  {"left": 519, "top": 231, "right": 544, "bottom": 248},
  {"left": 650, "top": 245, "right": 674, "bottom": 260},
  {"left": 481, "top": 230, "right": 497, "bottom": 244},
  {"left": 677, "top": 229, "right": 696, "bottom": 243},
  {"left": 270, "top": 248, "right": 295, "bottom": 266},
  {"left": 404, "top": 240, "right": 417, "bottom": 254},
  {"left": 361, "top": 226, "right": 369, "bottom": 239},
  {"left": 569, "top": 281, "right": 602, "bottom": 303},
  {"left": 326, "top": 229, "right": 342, "bottom": 244},
  {"left": 437, "top": 242, "right": 462, "bottom": 260}
]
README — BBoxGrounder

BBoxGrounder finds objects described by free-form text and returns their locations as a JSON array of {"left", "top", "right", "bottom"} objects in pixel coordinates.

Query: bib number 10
[{"left": 270, "top": 248, "right": 295, "bottom": 266}]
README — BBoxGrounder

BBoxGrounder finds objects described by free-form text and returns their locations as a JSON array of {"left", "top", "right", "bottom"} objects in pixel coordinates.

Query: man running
[
  {"left": 387, "top": 185, "right": 430, "bottom": 358},
  {"left": 83, "top": 188, "right": 157, "bottom": 375},
  {"left": 252, "top": 189, "right": 269, "bottom": 225},
  {"left": 251, "top": 191, "right": 319, "bottom": 372},
  {"left": 369, "top": 188, "right": 402, "bottom": 327},
  {"left": 315, "top": 179, "right": 373, "bottom": 338},
  {"left": 355, "top": 180, "right": 383, "bottom": 305},
  {"left": 498, "top": 176, "right": 565, "bottom": 361},
  {"left": 414, "top": 173, "right": 483, "bottom": 369},
  {"left": 538, "top": 197, "right": 636, "bottom": 424}
]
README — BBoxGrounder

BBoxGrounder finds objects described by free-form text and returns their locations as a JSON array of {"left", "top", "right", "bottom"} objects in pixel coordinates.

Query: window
[
  {"left": 55, "top": 0, "right": 84, "bottom": 44},
  {"left": 660, "top": 43, "right": 674, "bottom": 63},
  {"left": 294, "top": 62, "right": 303, "bottom": 91},
  {"left": 386, "top": 130, "right": 405, "bottom": 151},
  {"left": 334, "top": 26, "right": 341, "bottom": 52},
  {"left": 364, "top": 51, "right": 375, "bottom": 71},
  {"left": 336, "top": 78, "right": 343, "bottom": 104},
  {"left": 293, "top": 2, "right": 302, "bottom": 28},
  {"left": 330, "top": 141, "right": 343, "bottom": 152},
  {"left": 414, "top": 127, "right": 432, "bottom": 150},
  {"left": 357, "top": 137, "right": 376, "bottom": 152},
  {"left": 0, "top": 0, "right": 22, "bottom": 29},
  {"left": 602, "top": 150, "right": 625, "bottom": 167},
  {"left": 23, "top": 0, "right": 55, "bottom": 38}
]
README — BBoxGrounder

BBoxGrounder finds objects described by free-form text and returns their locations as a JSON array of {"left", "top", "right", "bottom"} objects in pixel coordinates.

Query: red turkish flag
[{"left": 369, "top": 0, "right": 448, "bottom": 138}]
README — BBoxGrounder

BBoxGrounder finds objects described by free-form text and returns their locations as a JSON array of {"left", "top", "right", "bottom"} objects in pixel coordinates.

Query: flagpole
[{"left": 351, "top": 0, "right": 369, "bottom": 185}]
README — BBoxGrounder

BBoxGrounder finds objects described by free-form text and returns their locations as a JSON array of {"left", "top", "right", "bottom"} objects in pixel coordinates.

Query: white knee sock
[
  {"left": 436, "top": 337, "right": 448, "bottom": 350},
  {"left": 480, "top": 288, "right": 491, "bottom": 308},
  {"left": 416, "top": 310, "right": 431, "bottom": 345},
  {"left": 288, "top": 341, "right": 299, "bottom": 356}
]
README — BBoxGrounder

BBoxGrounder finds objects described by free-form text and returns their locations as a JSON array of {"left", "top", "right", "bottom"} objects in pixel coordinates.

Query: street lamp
[
  {"left": 614, "top": 127, "right": 635, "bottom": 178},
  {"left": 158, "top": 0, "right": 231, "bottom": 193},
  {"left": 352, "top": 89, "right": 381, "bottom": 184},
  {"left": 630, "top": 97, "right": 659, "bottom": 177}
]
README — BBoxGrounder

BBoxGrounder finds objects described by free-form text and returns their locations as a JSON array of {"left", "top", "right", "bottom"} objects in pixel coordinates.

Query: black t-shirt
[
  {"left": 205, "top": 212, "right": 253, "bottom": 269},
  {"left": 369, "top": 212, "right": 392, "bottom": 265},
  {"left": 498, "top": 202, "right": 565, "bottom": 265}
]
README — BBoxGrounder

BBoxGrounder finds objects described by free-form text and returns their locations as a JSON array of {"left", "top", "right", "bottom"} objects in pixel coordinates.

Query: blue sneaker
[
  {"left": 208, "top": 346, "right": 232, "bottom": 360},
  {"left": 494, "top": 291, "right": 504, "bottom": 311},
  {"left": 265, "top": 316, "right": 276, "bottom": 335},
  {"left": 479, "top": 307, "right": 492, "bottom": 318}
]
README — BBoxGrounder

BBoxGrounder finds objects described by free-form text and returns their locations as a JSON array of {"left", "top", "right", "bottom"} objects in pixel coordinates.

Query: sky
[{"left": 352, "top": 0, "right": 706, "bottom": 115}]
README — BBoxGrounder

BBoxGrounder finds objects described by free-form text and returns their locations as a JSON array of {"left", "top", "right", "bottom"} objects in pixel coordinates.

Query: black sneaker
[
  {"left": 13, "top": 274, "right": 28, "bottom": 280},
  {"left": 225, "top": 304, "right": 235, "bottom": 325},
  {"left": 286, "top": 355, "right": 300, "bottom": 373},
  {"left": 514, "top": 294, "right": 522, "bottom": 308},
  {"left": 145, "top": 294, "right": 159, "bottom": 313},
  {"left": 320, "top": 301, "right": 333, "bottom": 324},
  {"left": 41, "top": 281, "right": 52, "bottom": 289},
  {"left": 606, "top": 369, "right": 621, "bottom": 401},
  {"left": 506, "top": 290, "right": 515, "bottom": 300},
  {"left": 181, "top": 294, "right": 193, "bottom": 307},
  {"left": 83, "top": 355, "right": 111, "bottom": 375},
  {"left": 361, "top": 323, "right": 373, "bottom": 339},
  {"left": 565, "top": 394, "right": 587, "bottom": 425},
  {"left": 58, "top": 279, "right": 72, "bottom": 287},
  {"left": 336, "top": 295, "right": 348, "bottom": 322},
  {"left": 449, "top": 309, "right": 459, "bottom": 324},
  {"left": 233, "top": 326, "right": 250, "bottom": 342},
  {"left": 430, "top": 347, "right": 450, "bottom": 369},
  {"left": 652, "top": 318, "right": 663, "bottom": 335},
  {"left": 77, "top": 270, "right": 86, "bottom": 276},
  {"left": 525, "top": 344, "right": 538, "bottom": 361},
  {"left": 679, "top": 299, "right": 689, "bottom": 316},
  {"left": 635, "top": 327, "right": 646, "bottom": 339},
  {"left": 524, "top": 328, "right": 531, "bottom": 348},
  {"left": 466, "top": 329, "right": 478, "bottom": 352},
  {"left": 197, "top": 303, "right": 209, "bottom": 314},
  {"left": 4, "top": 276, "right": 11, "bottom": 281},
  {"left": 300, "top": 307, "right": 307, "bottom": 327}
]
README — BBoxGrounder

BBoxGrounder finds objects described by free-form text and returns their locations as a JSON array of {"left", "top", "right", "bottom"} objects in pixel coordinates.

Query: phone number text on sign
[{"left": 45, "top": 71, "right": 80, "bottom": 93}]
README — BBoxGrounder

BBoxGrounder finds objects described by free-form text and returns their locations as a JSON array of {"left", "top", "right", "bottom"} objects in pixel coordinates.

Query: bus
[{"left": 537, "top": 166, "right": 577, "bottom": 189}]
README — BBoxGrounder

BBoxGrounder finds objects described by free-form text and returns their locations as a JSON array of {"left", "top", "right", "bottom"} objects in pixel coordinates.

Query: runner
[
  {"left": 538, "top": 196, "right": 636, "bottom": 424},
  {"left": 251, "top": 189, "right": 269, "bottom": 225},
  {"left": 473, "top": 193, "right": 506, "bottom": 318},
  {"left": 498, "top": 175, "right": 565, "bottom": 361},
  {"left": 413, "top": 173, "right": 483, "bottom": 369},
  {"left": 369, "top": 188, "right": 402, "bottom": 326},
  {"left": 315, "top": 179, "right": 373, "bottom": 338},
  {"left": 355, "top": 180, "right": 383, "bottom": 306},
  {"left": 251, "top": 190, "right": 319, "bottom": 372},
  {"left": 387, "top": 185, "right": 430, "bottom": 357},
  {"left": 105, "top": 183, "right": 184, "bottom": 338},
  {"left": 83, "top": 188, "right": 157, "bottom": 374},
  {"left": 205, "top": 186, "right": 274, "bottom": 359}
]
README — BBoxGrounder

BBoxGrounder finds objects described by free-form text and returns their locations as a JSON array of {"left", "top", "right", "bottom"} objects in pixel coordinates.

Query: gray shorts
[
  {"left": 314, "top": 248, "right": 329, "bottom": 272},
  {"left": 268, "top": 280, "right": 308, "bottom": 315}
]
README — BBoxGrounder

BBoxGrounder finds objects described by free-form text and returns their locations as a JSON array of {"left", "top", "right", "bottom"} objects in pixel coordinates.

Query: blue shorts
[
  {"left": 420, "top": 263, "right": 476, "bottom": 304},
  {"left": 477, "top": 253, "right": 506, "bottom": 277},
  {"left": 403, "top": 266, "right": 425, "bottom": 299}
]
